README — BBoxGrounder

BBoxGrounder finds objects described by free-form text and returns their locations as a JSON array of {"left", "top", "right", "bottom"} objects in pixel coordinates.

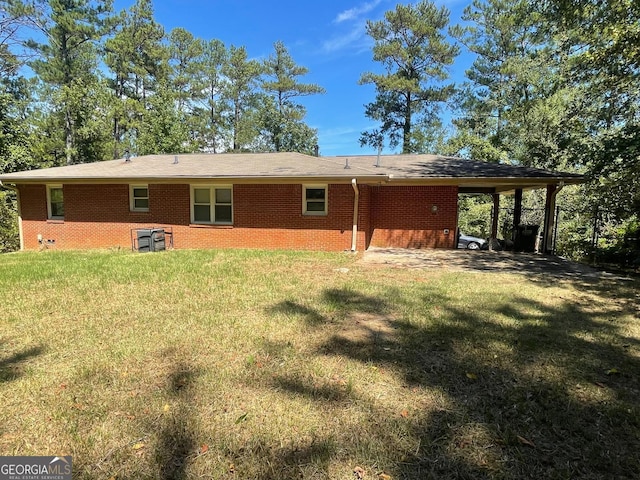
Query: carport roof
[
  {"left": 332, "top": 155, "right": 584, "bottom": 191},
  {"left": 0, "top": 152, "right": 584, "bottom": 191}
]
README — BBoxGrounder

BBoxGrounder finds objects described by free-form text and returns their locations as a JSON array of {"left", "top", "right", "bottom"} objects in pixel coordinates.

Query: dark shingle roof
[
  {"left": 335, "top": 154, "right": 580, "bottom": 179},
  {"left": 0, "top": 152, "right": 583, "bottom": 191}
]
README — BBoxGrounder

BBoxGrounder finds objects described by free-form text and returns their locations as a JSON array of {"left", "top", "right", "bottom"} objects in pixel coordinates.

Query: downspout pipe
[
  {"left": 0, "top": 180, "right": 24, "bottom": 251},
  {"left": 351, "top": 178, "right": 359, "bottom": 252}
]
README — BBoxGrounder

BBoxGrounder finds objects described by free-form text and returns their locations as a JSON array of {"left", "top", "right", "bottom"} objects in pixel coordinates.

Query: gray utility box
[{"left": 136, "top": 228, "right": 166, "bottom": 252}]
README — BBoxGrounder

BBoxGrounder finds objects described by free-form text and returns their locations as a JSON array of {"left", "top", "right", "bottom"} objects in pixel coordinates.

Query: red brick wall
[
  {"left": 17, "top": 183, "right": 457, "bottom": 251},
  {"left": 18, "top": 183, "right": 368, "bottom": 251},
  {"left": 369, "top": 185, "right": 458, "bottom": 249}
]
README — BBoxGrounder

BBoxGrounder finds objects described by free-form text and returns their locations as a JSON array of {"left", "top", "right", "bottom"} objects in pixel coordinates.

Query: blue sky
[{"left": 114, "top": 0, "right": 473, "bottom": 155}]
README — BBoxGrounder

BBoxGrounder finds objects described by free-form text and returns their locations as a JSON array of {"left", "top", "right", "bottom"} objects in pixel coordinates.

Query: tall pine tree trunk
[
  {"left": 210, "top": 87, "right": 217, "bottom": 153},
  {"left": 233, "top": 102, "right": 240, "bottom": 151},
  {"left": 403, "top": 92, "right": 412, "bottom": 154},
  {"left": 62, "top": 34, "right": 74, "bottom": 165},
  {"left": 65, "top": 106, "right": 73, "bottom": 165},
  {"left": 113, "top": 76, "right": 123, "bottom": 159}
]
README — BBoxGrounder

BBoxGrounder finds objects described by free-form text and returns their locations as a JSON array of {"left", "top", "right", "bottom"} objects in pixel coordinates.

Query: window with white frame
[
  {"left": 130, "top": 185, "right": 149, "bottom": 212},
  {"left": 302, "top": 185, "right": 327, "bottom": 215},
  {"left": 191, "top": 185, "right": 233, "bottom": 224},
  {"left": 47, "top": 185, "right": 64, "bottom": 219}
]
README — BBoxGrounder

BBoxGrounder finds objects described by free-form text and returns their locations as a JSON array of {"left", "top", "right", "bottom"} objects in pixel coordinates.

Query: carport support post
[
  {"left": 490, "top": 193, "right": 500, "bottom": 250},
  {"left": 542, "top": 183, "right": 563, "bottom": 254},
  {"left": 513, "top": 188, "right": 523, "bottom": 238}
]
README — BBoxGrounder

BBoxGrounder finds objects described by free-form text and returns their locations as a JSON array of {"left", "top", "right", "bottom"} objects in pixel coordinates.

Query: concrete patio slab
[{"left": 360, "top": 247, "right": 623, "bottom": 281}]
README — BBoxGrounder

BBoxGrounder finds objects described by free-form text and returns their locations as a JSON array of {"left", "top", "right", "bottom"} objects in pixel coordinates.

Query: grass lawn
[{"left": 0, "top": 249, "right": 639, "bottom": 479}]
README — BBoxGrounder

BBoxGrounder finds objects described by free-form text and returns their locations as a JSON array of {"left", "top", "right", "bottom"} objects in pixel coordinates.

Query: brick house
[{"left": 0, "top": 153, "right": 583, "bottom": 252}]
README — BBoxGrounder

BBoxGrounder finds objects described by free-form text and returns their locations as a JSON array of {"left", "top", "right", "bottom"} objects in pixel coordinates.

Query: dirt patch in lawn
[{"left": 337, "top": 311, "right": 397, "bottom": 344}]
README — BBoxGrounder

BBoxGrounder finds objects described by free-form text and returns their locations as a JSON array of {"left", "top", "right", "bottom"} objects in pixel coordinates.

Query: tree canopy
[{"left": 359, "top": 0, "right": 459, "bottom": 153}]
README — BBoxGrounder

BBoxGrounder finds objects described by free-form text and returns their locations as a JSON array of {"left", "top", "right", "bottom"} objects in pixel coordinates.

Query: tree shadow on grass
[
  {"left": 71, "top": 350, "right": 200, "bottom": 480},
  {"left": 0, "top": 343, "right": 45, "bottom": 382},
  {"left": 269, "top": 288, "right": 394, "bottom": 328},
  {"left": 156, "top": 355, "right": 198, "bottom": 480},
  {"left": 272, "top": 375, "right": 350, "bottom": 403},
  {"left": 405, "top": 302, "right": 638, "bottom": 478},
  {"left": 269, "top": 300, "right": 327, "bottom": 326},
  {"left": 269, "top": 279, "right": 640, "bottom": 479},
  {"left": 225, "top": 436, "right": 336, "bottom": 480}
]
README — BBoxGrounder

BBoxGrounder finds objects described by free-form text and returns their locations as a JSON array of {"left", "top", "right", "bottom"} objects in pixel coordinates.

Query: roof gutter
[
  {"left": 0, "top": 174, "right": 389, "bottom": 185},
  {"left": 382, "top": 175, "right": 584, "bottom": 187},
  {"left": 0, "top": 173, "right": 584, "bottom": 187},
  {"left": 0, "top": 180, "right": 24, "bottom": 251},
  {"left": 351, "top": 178, "right": 359, "bottom": 252}
]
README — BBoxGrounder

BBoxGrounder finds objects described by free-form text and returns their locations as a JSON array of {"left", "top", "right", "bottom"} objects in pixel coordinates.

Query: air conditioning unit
[{"left": 132, "top": 227, "right": 171, "bottom": 252}]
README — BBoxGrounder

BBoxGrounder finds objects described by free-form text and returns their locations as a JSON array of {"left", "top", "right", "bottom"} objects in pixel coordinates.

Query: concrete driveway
[{"left": 360, "top": 247, "right": 618, "bottom": 280}]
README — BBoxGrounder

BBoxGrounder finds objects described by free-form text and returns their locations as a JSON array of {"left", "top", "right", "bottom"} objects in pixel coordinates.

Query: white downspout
[
  {"left": 351, "top": 178, "right": 359, "bottom": 252},
  {"left": 0, "top": 181, "right": 24, "bottom": 251}
]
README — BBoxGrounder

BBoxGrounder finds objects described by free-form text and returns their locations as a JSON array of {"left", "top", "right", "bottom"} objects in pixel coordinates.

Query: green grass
[{"left": 1, "top": 249, "right": 639, "bottom": 479}]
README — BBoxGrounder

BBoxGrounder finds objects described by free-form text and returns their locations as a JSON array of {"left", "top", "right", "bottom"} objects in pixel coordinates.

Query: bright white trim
[
  {"left": 190, "top": 185, "right": 233, "bottom": 225},
  {"left": 46, "top": 184, "right": 64, "bottom": 220},
  {"left": 129, "top": 184, "right": 149, "bottom": 212},
  {"left": 302, "top": 184, "right": 327, "bottom": 216}
]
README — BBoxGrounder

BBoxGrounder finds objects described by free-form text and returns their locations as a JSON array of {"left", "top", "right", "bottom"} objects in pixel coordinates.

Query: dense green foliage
[{"left": 0, "top": 190, "right": 19, "bottom": 252}]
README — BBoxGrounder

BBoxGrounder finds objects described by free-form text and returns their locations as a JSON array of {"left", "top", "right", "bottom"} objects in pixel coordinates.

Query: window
[
  {"left": 191, "top": 185, "right": 233, "bottom": 224},
  {"left": 130, "top": 185, "right": 149, "bottom": 212},
  {"left": 47, "top": 185, "right": 64, "bottom": 219},
  {"left": 303, "top": 185, "right": 327, "bottom": 215}
]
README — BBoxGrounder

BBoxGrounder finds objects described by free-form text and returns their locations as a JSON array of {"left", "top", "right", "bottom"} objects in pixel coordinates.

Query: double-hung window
[
  {"left": 130, "top": 185, "right": 149, "bottom": 212},
  {"left": 191, "top": 185, "right": 233, "bottom": 224},
  {"left": 302, "top": 185, "right": 327, "bottom": 216},
  {"left": 47, "top": 185, "right": 64, "bottom": 220}
]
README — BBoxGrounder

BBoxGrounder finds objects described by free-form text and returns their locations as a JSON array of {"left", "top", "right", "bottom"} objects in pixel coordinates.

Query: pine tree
[
  {"left": 104, "top": 0, "right": 166, "bottom": 158},
  {"left": 261, "top": 41, "right": 323, "bottom": 153},
  {"left": 222, "top": 45, "right": 262, "bottom": 152},
  {"left": 12, "top": 0, "right": 114, "bottom": 164},
  {"left": 191, "top": 38, "right": 227, "bottom": 153},
  {"left": 359, "top": 0, "right": 459, "bottom": 153}
]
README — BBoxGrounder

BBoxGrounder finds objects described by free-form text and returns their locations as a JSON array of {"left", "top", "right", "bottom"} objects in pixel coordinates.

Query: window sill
[
  {"left": 46, "top": 219, "right": 64, "bottom": 224},
  {"left": 302, "top": 213, "right": 328, "bottom": 217},
  {"left": 189, "top": 223, "right": 234, "bottom": 229},
  {"left": 130, "top": 210, "right": 150, "bottom": 214}
]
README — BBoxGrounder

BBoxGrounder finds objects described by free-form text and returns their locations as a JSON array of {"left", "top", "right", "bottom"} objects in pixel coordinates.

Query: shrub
[{"left": 0, "top": 191, "right": 19, "bottom": 253}]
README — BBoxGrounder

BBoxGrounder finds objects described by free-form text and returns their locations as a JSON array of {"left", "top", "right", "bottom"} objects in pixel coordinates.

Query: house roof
[{"left": 0, "top": 152, "right": 584, "bottom": 192}]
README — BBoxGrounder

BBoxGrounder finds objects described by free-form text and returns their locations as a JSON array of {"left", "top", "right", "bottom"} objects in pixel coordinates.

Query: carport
[{"left": 458, "top": 173, "right": 581, "bottom": 254}]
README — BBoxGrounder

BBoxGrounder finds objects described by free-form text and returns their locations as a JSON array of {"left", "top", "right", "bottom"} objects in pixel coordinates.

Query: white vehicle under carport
[{"left": 457, "top": 233, "right": 488, "bottom": 250}]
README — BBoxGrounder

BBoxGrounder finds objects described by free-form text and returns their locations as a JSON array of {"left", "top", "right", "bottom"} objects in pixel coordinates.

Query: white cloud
[
  {"left": 334, "top": 0, "right": 383, "bottom": 23},
  {"left": 322, "top": 22, "right": 369, "bottom": 53},
  {"left": 320, "top": 0, "right": 386, "bottom": 55}
]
